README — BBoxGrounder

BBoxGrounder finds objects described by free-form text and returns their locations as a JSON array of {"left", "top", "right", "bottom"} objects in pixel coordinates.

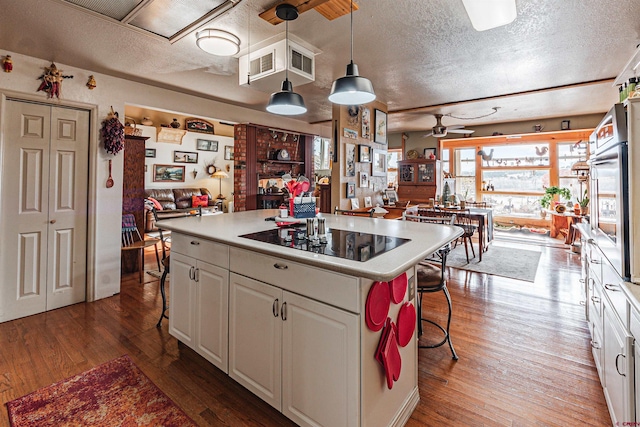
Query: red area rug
[{"left": 6, "top": 355, "right": 197, "bottom": 427}]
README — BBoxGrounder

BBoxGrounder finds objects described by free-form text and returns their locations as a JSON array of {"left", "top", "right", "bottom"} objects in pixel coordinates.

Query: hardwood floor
[{"left": 0, "top": 240, "right": 611, "bottom": 426}]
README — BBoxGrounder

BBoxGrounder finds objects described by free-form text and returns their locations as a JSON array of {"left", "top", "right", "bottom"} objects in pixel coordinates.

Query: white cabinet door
[
  {"left": 195, "top": 260, "right": 229, "bottom": 372},
  {"left": 229, "top": 273, "right": 282, "bottom": 410},
  {"left": 169, "top": 252, "right": 196, "bottom": 346},
  {"left": 281, "top": 291, "right": 359, "bottom": 427},
  {"left": 603, "top": 303, "right": 634, "bottom": 425}
]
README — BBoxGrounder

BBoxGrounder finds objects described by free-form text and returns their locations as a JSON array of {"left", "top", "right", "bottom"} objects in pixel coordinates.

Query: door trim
[{"left": 0, "top": 90, "right": 99, "bottom": 302}]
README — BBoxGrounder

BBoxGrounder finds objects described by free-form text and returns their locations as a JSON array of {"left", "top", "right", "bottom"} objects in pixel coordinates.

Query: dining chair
[
  {"left": 467, "top": 201, "right": 487, "bottom": 209},
  {"left": 435, "top": 207, "right": 476, "bottom": 263},
  {"left": 403, "top": 212, "right": 459, "bottom": 359},
  {"left": 121, "top": 213, "right": 161, "bottom": 283},
  {"left": 334, "top": 206, "right": 374, "bottom": 217}
]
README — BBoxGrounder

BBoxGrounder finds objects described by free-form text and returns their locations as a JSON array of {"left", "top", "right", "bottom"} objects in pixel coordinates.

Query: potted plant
[
  {"left": 577, "top": 189, "right": 589, "bottom": 215},
  {"left": 540, "top": 186, "right": 572, "bottom": 210}
]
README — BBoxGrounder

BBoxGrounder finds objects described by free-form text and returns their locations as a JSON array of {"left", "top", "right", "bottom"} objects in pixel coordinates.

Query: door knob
[{"left": 49, "top": 219, "right": 56, "bottom": 224}]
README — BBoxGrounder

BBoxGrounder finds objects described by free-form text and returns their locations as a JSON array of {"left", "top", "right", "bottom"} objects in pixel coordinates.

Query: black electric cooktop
[{"left": 240, "top": 226, "right": 410, "bottom": 262}]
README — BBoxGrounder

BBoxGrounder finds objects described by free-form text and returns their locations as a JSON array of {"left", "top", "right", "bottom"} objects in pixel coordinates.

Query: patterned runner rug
[
  {"left": 447, "top": 244, "right": 542, "bottom": 282},
  {"left": 6, "top": 355, "right": 196, "bottom": 427}
]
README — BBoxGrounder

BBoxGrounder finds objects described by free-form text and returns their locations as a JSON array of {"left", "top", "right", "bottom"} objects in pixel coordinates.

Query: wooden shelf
[{"left": 258, "top": 159, "right": 304, "bottom": 165}]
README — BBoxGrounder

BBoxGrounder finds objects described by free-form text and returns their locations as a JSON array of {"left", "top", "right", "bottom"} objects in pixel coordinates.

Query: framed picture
[
  {"left": 196, "top": 139, "right": 218, "bottom": 152},
  {"left": 173, "top": 150, "right": 198, "bottom": 163},
  {"left": 346, "top": 182, "right": 356, "bottom": 198},
  {"left": 374, "top": 109, "right": 387, "bottom": 144},
  {"left": 185, "top": 118, "right": 214, "bottom": 134},
  {"left": 424, "top": 148, "right": 436, "bottom": 159},
  {"left": 144, "top": 148, "right": 156, "bottom": 158},
  {"left": 351, "top": 198, "right": 360, "bottom": 209},
  {"left": 358, "top": 144, "right": 371, "bottom": 162},
  {"left": 153, "top": 164, "right": 185, "bottom": 182},
  {"left": 361, "top": 107, "right": 371, "bottom": 139},
  {"left": 224, "top": 146, "right": 234, "bottom": 160},
  {"left": 358, "top": 244, "right": 371, "bottom": 262},
  {"left": 345, "top": 143, "right": 356, "bottom": 177},
  {"left": 359, "top": 171, "right": 369, "bottom": 188},
  {"left": 384, "top": 189, "right": 398, "bottom": 204},
  {"left": 372, "top": 149, "right": 387, "bottom": 176},
  {"left": 364, "top": 196, "right": 373, "bottom": 208},
  {"left": 343, "top": 128, "right": 358, "bottom": 139}
]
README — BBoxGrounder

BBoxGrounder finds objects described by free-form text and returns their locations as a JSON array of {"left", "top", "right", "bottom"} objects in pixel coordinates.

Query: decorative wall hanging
[
  {"left": 173, "top": 151, "right": 198, "bottom": 164},
  {"left": 224, "top": 146, "right": 234, "bottom": 160},
  {"left": 346, "top": 182, "right": 356, "bottom": 198},
  {"left": 145, "top": 148, "right": 156, "bottom": 158},
  {"left": 153, "top": 165, "right": 185, "bottom": 182},
  {"left": 186, "top": 118, "right": 215, "bottom": 134},
  {"left": 86, "top": 75, "right": 96, "bottom": 90},
  {"left": 345, "top": 143, "right": 356, "bottom": 177},
  {"left": 359, "top": 145, "right": 371, "bottom": 162},
  {"left": 361, "top": 107, "right": 371, "bottom": 139},
  {"left": 101, "top": 107, "right": 124, "bottom": 155},
  {"left": 359, "top": 171, "right": 369, "bottom": 187},
  {"left": 37, "top": 62, "right": 73, "bottom": 99},
  {"left": 196, "top": 139, "right": 218, "bottom": 151},
  {"left": 347, "top": 105, "right": 360, "bottom": 126},
  {"left": 2, "top": 55, "right": 13, "bottom": 72},
  {"left": 157, "top": 128, "right": 186, "bottom": 144},
  {"left": 374, "top": 109, "right": 387, "bottom": 144},
  {"left": 372, "top": 149, "right": 387, "bottom": 176},
  {"left": 343, "top": 128, "right": 358, "bottom": 139}
]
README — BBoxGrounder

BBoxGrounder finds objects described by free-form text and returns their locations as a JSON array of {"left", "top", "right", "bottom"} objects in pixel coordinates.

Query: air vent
[
  {"left": 291, "top": 49, "right": 313, "bottom": 75},
  {"left": 239, "top": 38, "right": 317, "bottom": 92},
  {"left": 250, "top": 52, "right": 274, "bottom": 77}
]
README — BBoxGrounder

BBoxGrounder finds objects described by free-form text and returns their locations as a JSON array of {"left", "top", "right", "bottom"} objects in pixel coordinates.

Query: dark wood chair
[
  {"left": 121, "top": 214, "right": 161, "bottom": 283},
  {"left": 334, "top": 207, "right": 374, "bottom": 217},
  {"left": 403, "top": 212, "right": 458, "bottom": 360},
  {"left": 467, "top": 201, "right": 487, "bottom": 208}
]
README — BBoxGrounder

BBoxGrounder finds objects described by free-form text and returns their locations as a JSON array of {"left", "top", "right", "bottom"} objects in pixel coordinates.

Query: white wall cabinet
[
  {"left": 228, "top": 272, "right": 359, "bottom": 427},
  {"left": 169, "top": 236, "right": 229, "bottom": 373}
]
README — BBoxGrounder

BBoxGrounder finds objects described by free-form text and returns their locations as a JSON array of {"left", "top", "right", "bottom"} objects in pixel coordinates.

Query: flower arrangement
[
  {"left": 101, "top": 108, "right": 124, "bottom": 155},
  {"left": 540, "top": 186, "right": 572, "bottom": 209}
]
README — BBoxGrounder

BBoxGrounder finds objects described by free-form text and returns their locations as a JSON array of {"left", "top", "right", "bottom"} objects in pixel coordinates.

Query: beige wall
[
  {"left": 0, "top": 49, "right": 325, "bottom": 301},
  {"left": 392, "top": 113, "right": 604, "bottom": 158}
]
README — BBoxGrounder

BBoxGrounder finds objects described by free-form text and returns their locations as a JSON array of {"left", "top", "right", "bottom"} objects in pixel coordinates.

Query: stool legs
[
  {"left": 418, "top": 285, "right": 458, "bottom": 360},
  {"left": 156, "top": 260, "right": 170, "bottom": 328}
]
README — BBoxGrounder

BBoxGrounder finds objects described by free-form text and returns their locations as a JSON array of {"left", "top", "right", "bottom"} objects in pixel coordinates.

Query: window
[
  {"left": 454, "top": 148, "right": 476, "bottom": 201},
  {"left": 313, "top": 136, "right": 331, "bottom": 171},
  {"left": 387, "top": 149, "right": 402, "bottom": 188}
]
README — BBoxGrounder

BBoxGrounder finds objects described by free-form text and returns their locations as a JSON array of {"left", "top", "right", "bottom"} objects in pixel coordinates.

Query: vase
[{"left": 170, "top": 118, "right": 181, "bottom": 129}]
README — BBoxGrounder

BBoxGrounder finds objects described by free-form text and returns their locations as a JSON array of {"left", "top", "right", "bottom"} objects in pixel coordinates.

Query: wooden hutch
[{"left": 396, "top": 159, "right": 440, "bottom": 203}]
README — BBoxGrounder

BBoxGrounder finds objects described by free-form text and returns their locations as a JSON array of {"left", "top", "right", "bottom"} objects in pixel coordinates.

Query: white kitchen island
[{"left": 157, "top": 209, "right": 462, "bottom": 427}]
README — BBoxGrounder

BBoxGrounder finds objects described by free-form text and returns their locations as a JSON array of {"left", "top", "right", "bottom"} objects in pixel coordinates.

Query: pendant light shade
[
  {"left": 267, "top": 79, "right": 307, "bottom": 115},
  {"left": 329, "top": 61, "right": 376, "bottom": 105},
  {"left": 328, "top": 0, "right": 375, "bottom": 105},
  {"left": 196, "top": 29, "right": 240, "bottom": 56},
  {"left": 266, "top": 4, "right": 307, "bottom": 116}
]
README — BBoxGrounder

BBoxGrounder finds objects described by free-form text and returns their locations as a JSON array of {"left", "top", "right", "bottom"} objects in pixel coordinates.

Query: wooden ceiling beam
[{"left": 259, "top": 0, "right": 358, "bottom": 25}]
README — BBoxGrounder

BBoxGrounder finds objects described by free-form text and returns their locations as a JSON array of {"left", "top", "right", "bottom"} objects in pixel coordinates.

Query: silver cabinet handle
[
  {"left": 579, "top": 301, "right": 586, "bottom": 306},
  {"left": 579, "top": 278, "right": 585, "bottom": 283},
  {"left": 189, "top": 266, "right": 195, "bottom": 280},
  {"left": 273, "top": 263, "right": 288, "bottom": 270},
  {"left": 194, "top": 268, "right": 200, "bottom": 282},
  {"left": 190, "top": 241, "right": 200, "bottom": 246},
  {"left": 273, "top": 299, "right": 279, "bottom": 318},
  {"left": 590, "top": 340, "right": 601, "bottom": 349},
  {"left": 587, "top": 238, "right": 595, "bottom": 244},
  {"left": 591, "top": 295, "right": 600, "bottom": 303},
  {"left": 591, "top": 259, "right": 601, "bottom": 264},
  {"left": 604, "top": 283, "right": 619, "bottom": 291},
  {"left": 281, "top": 302, "right": 287, "bottom": 321},
  {"left": 615, "top": 353, "right": 626, "bottom": 376}
]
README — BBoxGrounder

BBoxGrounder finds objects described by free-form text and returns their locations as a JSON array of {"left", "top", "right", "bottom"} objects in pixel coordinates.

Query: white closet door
[{"left": 0, "top": 100, "right": 89, "bottom": 322}]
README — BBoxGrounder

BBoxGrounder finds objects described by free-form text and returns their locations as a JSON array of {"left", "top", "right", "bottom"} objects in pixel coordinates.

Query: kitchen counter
[
  {"left": 157, "top": 209, "right": 463, "bottom": 282},
  {"left": 159, "top": 210, "right": 463, "bottom": 427}
]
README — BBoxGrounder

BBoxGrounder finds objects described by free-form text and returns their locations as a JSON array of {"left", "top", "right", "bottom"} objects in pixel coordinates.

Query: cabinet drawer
[
  {"left": 229, "top": 248, "right": 359, "bottom": 313},
  {"left": 171, "top": 233, "right": 229, "bottom": 268},
  {"left": 397, "top": 185, "right": 435, "bottom": 201},
  {"left": 590, "top": 279, "right": 603, "bottom": 330},
  {"left": 602, "top": 261, "right": 628, "bottom": 327}
]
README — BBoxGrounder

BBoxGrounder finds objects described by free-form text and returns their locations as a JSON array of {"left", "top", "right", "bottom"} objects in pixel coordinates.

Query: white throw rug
[{"left": 446, "top": 244, "right": 542, "bottom": 282}]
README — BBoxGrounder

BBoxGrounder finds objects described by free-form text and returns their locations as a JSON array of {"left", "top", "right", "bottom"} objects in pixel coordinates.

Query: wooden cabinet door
[
  {"left": 229, "top": 273, "right": 282, "bottom": 410},
  {"left": 195, "top": 260, "right": 229, "bottom": 373},
  {"left": 169, "top": 252, "right": 196, "bottom": 346},
  {"left": 281, "top": 291, "right": 359, "bottom": 427}
]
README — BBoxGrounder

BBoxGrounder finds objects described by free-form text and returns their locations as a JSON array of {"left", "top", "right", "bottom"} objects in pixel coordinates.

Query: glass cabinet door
[
  {"left": 400, "top": 164, "right": 414, "bottom": 183},
  {"left": 418, "top": 163, "right": 435, "bottom": 183}
]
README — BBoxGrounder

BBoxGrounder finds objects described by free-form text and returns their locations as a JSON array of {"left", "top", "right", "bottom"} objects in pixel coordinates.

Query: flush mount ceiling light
[
  {"left": 461, "top": 0, "right": 517, "bottom": 31},
  {"left": 328, "top": 0, "right": 376, "bottom": 105},
  {"left": 266, "top": 4, "right": 307, "bottom": 116},
  {"left": 196, "top": 29, "right": 241, "bottom": 56}
]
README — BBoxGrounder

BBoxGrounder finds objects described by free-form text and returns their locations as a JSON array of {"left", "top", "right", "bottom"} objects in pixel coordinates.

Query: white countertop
[{"left": 157, "top": 209, "right": 463, "bottom": 281}]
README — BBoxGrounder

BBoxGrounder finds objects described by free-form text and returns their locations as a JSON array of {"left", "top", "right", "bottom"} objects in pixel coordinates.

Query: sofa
[{"left": 144, "top": 187, "right": 216, "bottom": 232}]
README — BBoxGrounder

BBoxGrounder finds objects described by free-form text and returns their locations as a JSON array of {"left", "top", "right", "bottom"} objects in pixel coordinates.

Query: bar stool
[
  {"left": 416, "top": 245, "right": 458, "bottom": 360},
  {"left": 156, "top": 255, "right": 170, "bottom": 327}
]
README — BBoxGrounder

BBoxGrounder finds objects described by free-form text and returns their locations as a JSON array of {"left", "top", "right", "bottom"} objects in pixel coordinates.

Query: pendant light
[
  {"left": 328, "top": 0, "right": 376, "bottom": 105},
  {"left": 266, "top": 4, "right": 307, "bottom": 115}
]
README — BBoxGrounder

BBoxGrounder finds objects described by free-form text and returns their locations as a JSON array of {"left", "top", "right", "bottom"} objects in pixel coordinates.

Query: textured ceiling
[{"left": 1, "top": 0, "right": 638, "bottom": 133}]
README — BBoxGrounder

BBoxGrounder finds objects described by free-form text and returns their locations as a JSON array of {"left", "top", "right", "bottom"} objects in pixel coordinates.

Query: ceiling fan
[{"left": 423, "top": 114, "right": 475, "bottom": 138}]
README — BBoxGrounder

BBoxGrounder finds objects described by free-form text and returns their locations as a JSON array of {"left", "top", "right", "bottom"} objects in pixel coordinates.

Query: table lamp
[{"left": 211, "top": 169, "right": 229, "bottom": 200}]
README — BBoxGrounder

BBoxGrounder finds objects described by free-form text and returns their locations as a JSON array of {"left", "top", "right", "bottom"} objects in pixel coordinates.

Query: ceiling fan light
[
  {"left": 461, "top": 0, "right": 516, "bottom": 31},
  {"left": 329, "top": 62, "right": 376, "bottom": 105},
  {"left": 267, "top": 79, "right": 307, "bottom": 115},
  {"left": 196, "top": 29, "right": 240, "bottom": 56}
]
